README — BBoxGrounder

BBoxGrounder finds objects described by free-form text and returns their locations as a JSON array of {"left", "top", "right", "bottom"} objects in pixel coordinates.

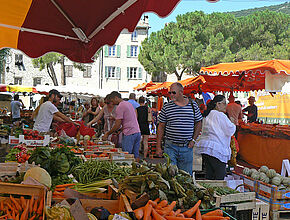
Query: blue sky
[{"left": 145, "top": 0, "right": 288, "bottom": 34}]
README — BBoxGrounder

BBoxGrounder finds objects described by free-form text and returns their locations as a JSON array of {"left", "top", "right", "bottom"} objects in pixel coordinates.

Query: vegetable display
[
  {"left": 119, "top": 156, "right": 216, "bottom": 210},
  {"left": 72, "top": 160, "right": 131, "bottom": 184},
  {"left": 5, "top": 144, "right": 31, "bottom": 163}
]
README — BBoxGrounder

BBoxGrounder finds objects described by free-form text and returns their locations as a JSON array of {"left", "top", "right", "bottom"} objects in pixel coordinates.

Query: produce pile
[
  {"left": 28, "top": 146, "right": 81, "bottom": 187},
  {"left": 5, "top": 144, "right": 31, "bottom": 163},
  {"left": 243, "top": 165, "right": 290, "bottom": 189},
  {"left": 119, "top": 156, "right": 216, "bottom": 210},
  {"left": 72, "top": 160, "right": 131, "bottom": 184},
  {"left": 0, "top": 124, "right": 10, "bottom": 136},
  {"left": 133, "top": 199, "right": 230, "bottom": 220},
  {"left": 0, "top": 194, "right": 44, "bottom": 220}
]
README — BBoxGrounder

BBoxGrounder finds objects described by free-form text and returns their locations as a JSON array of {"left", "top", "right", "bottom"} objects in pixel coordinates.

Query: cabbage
[{"left": 24, "top": 167, "right": 52, "bottom": 188}]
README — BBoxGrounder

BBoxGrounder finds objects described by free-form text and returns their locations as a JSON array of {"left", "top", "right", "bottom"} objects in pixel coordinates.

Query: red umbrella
[{"left": 0, "top": 0, "right": 181, "bottom": 63}]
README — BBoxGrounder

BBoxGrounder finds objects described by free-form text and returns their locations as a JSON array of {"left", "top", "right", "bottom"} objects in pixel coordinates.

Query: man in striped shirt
[{"left": 156, "top": 82, "right": 203, "bottom": 175}]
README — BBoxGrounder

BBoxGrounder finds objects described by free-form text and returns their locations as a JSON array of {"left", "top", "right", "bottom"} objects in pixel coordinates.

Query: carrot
[
  {"left": 20, "top": 200, "right": 29, "bottom": 220},
  {"left": 0, "top": 200, "right": 4, "bottom": 210},
  {"left": 176, "top": 214, "right": 185, "bottom": 218},
  {"left": 15, "top": 213, "right": 20, "bottom": 220},
  {"left": 202, "top": 209, "right": 223, "bottom": 217},
  {"left": 7, "top": 210, "right": 12, "bottom": 219},
  {"left": 55, "top": 183, "right": 75, "bottom": 188},
  {"left": 6, "top": 202, "right": 13, "bottom": 211},
  {"left": 143, "top": 203, "right": 153, "bottom": 220},
  {"left": 10, "top": 195, "right": 22, "bottom": 211},
  {"left": 165, "top": 216, "right": 194, "bottom": 220},
  {"left": 154, "top": 198, "right": 161, "bottom": 203},
  {"left": 175, "top": 209, "right": 181, "bottom": 216},
  {"left": 160, "top": 201, "right": 176, "bottom": 216},
  {"left": 168, "top": 211, "right": 175, "bottom": 216},
  {"left": 36, "top": 197, "right": 44, "bottom": 215},
  {"left": 152, "top": 208, "right": 166, "bottom": 220},
  {"left": 134, "top": 207, "right": 144, "bottom": 220},
  {"left": 156, "top": 200, "right": 168, "bottom": 209},
  {"left": 20, "top": 196, "right": 26, "bottom": 210},
  {"left": 54, "top": 187, "right": 66, "bottom": 192},
  {"left": 148, "top": 200, "right": 158, "bottom": 208},
  {"left": 202, "top": 216, "right": 229, "bottom": 220},
  {"left": 196, "top": 208, "right": 202, "bottom": 220},
  {"left": 33, "top": 199, "right": 38, "bottom": 213},
  {"left": 29, "top": 196, "right": 34, "bottom": 214},
  {"left": 0, "top": 214, "right": 8, "bottom": 219},
  {"left": 183, "top": 200, "right": 201, "bottom": 218},
  {"left": 12, "top": 209, "right": 16, "bottom": 219},
  {"left": 29, "top": 214, "right": 37, "bottom": 220}
]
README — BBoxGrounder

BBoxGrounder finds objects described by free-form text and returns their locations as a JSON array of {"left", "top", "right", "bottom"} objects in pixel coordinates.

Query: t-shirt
[
  {"left": 226, "top": 103, "right": 242, "bottom": 125},
  {"left": 158, "top": 100, "right": 203, "bottom": 144},
  {"left": 33, "top": 101, "right": 59, "bottom": 132},
  {"left": 11, "top": 101, "right": 21, "bottom": 119},
  {"left": 128, "top": 99, "right": 140, "bottom": 109},
  {"left": 243, "top": 105, "right": 258, "bottom": 123},
  {"left": 195, "top": 110, "right": 236, "bottom": 163},
  {"left": 115, "top": 101, "right": 140, "bottom": 136}
]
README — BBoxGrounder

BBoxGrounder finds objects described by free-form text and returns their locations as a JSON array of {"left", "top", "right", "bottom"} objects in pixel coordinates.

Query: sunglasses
[{"left": 168, "top": 91, "right": 177, "bottom": 95}]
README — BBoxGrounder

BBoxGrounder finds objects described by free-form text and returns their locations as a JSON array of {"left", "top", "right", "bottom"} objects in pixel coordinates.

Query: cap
[
  {"left": 49, "top": 89, "right": 62, "bottom": 98},
  {"left": 248, "top": 96, "right": 256, "bottom": 101}
]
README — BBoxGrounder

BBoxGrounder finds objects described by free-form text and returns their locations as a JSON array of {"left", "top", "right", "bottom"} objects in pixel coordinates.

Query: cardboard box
[
  {"left": 8, "top": 136, "right": 19, "bottom": 145},
  {"left": 252, "top": 199, "right": 270, "bottom": 220},
  {"left": 19, "top": 135, "right": 50, "bottom": 147},
  {"left": 256, "top": 194, "right": 290, "bottom": 211},
  {"left": 256, "top": 180, "right": 290, "bottom": 200}
]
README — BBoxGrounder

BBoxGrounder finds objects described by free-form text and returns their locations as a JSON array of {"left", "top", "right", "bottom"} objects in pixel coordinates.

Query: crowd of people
[{"left": 11, "top": 86, "right": 259, "bottom": 179}]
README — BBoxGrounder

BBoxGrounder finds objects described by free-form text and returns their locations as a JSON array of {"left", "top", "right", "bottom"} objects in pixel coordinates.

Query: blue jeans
[
  {"left": 164, "top": 139, "right": 193, "bottom": 175},
  {"left": 122, "top": 132, "right": 141, "bottom": 158}
]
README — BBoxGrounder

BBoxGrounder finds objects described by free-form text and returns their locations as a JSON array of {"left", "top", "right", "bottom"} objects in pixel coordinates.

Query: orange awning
[
  {"left": 199, "top": 60, "right": 290, "bottom": 92},
  {"left": 133, "top": 81, "right": 161, "bottom": 91}
]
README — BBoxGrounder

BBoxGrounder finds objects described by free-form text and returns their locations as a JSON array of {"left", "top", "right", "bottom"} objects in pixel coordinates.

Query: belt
[{"left": 165, "top": 139, "right": 190, "bottom": 147}]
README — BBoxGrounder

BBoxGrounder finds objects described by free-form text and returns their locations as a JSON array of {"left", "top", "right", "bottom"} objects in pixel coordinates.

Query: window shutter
[
  {"left": 117, "top": 45, "right": 121, "bottom": 58},
  {"left": 104, "top": 46, "right": 109, "bottom": 57},
  {"left": 138, "top": 67, "right": 142, "bottom": 79},
  {"left": 127, "top": 67, "right": 130, "bottom": 79},
  {"left": 127, "top": 45, "right": 131, "bottom": 58},
  {"left": 105, "top": 66, "right": 108, "bottom": 78},
  {"left": 138, "top": 46, "right": 141, "bottom": 56},
  {"left": 116, "top": 67, "right": 121, "bottom": 79}
]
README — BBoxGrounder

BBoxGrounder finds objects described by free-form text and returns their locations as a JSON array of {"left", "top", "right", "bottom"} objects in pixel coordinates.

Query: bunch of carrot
[
  {"left": 0, "top": 195, "right": 44, "bottom": 220},
  {"left": 133, "top": 199, "right": 230, "bottom": 220},
  {"left": 52, "top": 183, "right": 76, "bottom": 199}
]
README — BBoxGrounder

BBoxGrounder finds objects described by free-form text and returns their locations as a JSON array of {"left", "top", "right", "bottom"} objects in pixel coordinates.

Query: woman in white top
[{"left": 196, "top": 95, "right": 236, "bottom": 180}]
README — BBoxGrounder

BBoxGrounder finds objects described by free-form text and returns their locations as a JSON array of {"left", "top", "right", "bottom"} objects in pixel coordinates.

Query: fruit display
[
  {"left": 23, "top": 129, "right": 44, "bottom": 140},
  {"left": 5, "top": 144, "right": 31, "bottom": 163},
  {"left": 243, "top": 165, "right": 290, "bottom": 188}
]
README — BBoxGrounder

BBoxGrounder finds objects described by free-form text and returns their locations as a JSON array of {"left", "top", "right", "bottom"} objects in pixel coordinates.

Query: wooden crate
[
  {"left": 196, "top": 180, "right": 256, "bottom": 211},
  {"left": 0, "top": 182, "right": 46, "bottom": 219},
  {"left": 80, "top": 194, "right": 132, "bottom": 214},
  {"left": 270, "top": 210, "right": 290, "bottom": 220}
]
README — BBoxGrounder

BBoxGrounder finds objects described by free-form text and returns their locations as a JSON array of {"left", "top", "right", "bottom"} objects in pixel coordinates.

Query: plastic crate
[
  {"left": 220, "top": 205, "right": 252, "bottom": 220},
  {"left": 201, "top": 207, "right": 237, "bottom": 220}
]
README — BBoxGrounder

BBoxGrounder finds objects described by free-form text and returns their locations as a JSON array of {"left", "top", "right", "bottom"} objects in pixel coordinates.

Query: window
[
  {"left": 83, "top": 66, "right": 92, "bottom": 78},
  {"left": 108, "top": 46, "right": 116, "bottom": 56},
  {"left": 104, "top": 45, "right": 121, "bottom": 57},
  {"left": 33, "top": 77, "right": 41, "bottom": 86},
  {"left": 14, "top": 77, "right": 22, "bottom": 85},
  {"left": 130, "top": 46, "right": 138, "bottom": 57},
  {"left": 105, "top": 66, "right": 121, "bottom": 79},
  {"left": 127, "top": 67, "right": 142, "bottom": 80},
  {"left": 131, "top": 31, "right": 137, "bottom": 41},
  {"left": 15, "top": 54, "right": 25, "bottom": 70},
  {"left": 65, "top": 65, "right": 73, "bottom": 77}
]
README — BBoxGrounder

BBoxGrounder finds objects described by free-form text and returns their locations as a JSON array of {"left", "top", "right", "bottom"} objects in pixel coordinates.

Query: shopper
[
  {"left": 81, "top": 101, "right": 91, "bottom": 125},
  {"left": 136, "top": 96, "right": 151, "bottom": 159},
  {"left": 156, "top": 82, "right": 203, "bottom": 175},
  {"left": 102, "top": 91, "right": 141, "bottom": 159},
  {"left": 128, "top": 93, "right": 140, "bottom": 109},
  {"left": 195, "top": 95, "right": 236, "bottom": 180},
  {"left": 85, "top": 97, "right": 101, "bottom": 123},
  {"left": 226, "top": 94, "right": 242, "bottom": 138},
  {"left": 11, "top": 94, "right": 24, "bottom": 125},
  {"left": 243, "top": 96, "right": 258, "bottom": 123},
  {"left": 33, "top": 89, "right": 78, "bottom": 133}
]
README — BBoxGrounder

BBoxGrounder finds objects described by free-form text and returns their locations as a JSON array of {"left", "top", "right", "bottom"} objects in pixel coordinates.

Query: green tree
[
  {"left": 139, "top": 10, "right": 289, "bottom": 81},
  {"left": 32, "top": 53, "right": 62, "bottom": 86}
]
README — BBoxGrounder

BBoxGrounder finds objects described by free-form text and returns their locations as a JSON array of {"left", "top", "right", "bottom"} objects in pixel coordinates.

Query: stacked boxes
[
  {"left": 148, "top": 135, "right": 157, "bottom": 158},
  {"left": 252, "top": 199, "right": 270, "bottom": 220}
]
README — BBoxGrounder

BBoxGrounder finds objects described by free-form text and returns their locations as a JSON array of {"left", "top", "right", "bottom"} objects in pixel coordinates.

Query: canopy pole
[{"left": 88, "top": 0, "right": 138, "bottom": 39}]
